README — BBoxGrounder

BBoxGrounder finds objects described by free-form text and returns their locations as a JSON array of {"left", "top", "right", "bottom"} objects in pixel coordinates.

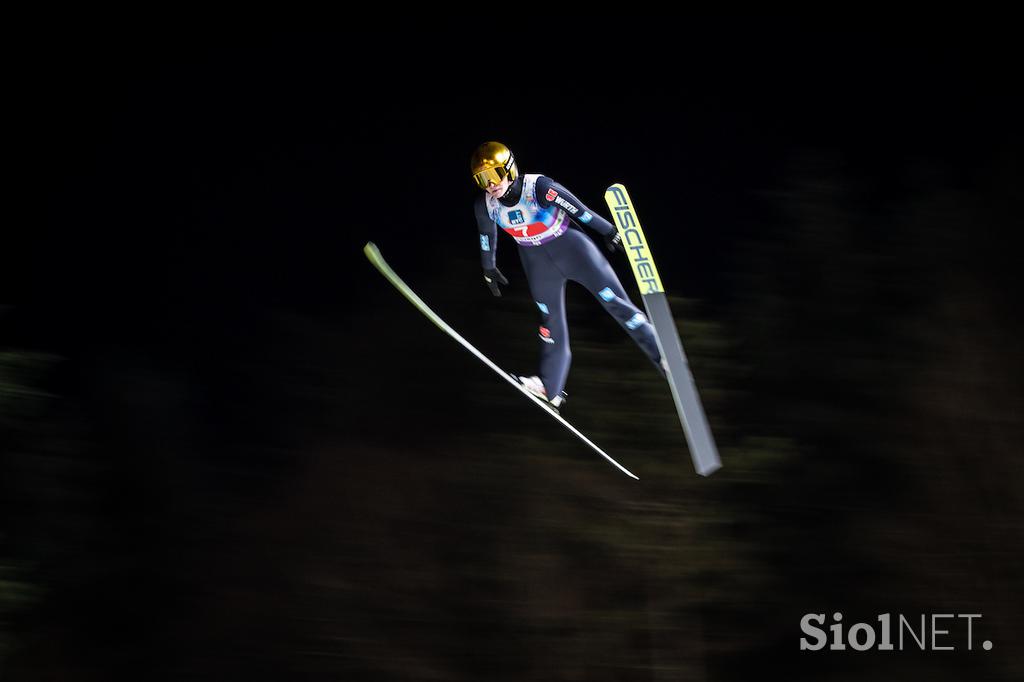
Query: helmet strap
[{"left": 498, "top": 175, "right": 522, "bottom": 205}]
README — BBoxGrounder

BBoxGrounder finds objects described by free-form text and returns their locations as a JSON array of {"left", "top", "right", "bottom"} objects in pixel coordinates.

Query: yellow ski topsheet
[{"left": 603, "top": 183, "right": 664, "bottom": 295}]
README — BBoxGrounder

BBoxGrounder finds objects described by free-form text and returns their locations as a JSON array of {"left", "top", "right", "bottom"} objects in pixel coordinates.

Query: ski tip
[{"left": 364, "top": 242, "right": 388, "bottom": 271}]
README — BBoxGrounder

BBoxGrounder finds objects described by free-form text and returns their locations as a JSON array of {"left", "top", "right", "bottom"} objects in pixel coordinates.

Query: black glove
[
  {"left": 483, "top": 267, "right": 508, "bottom": 297},
  {"left": 604, "top": 232, "right": 625, "bottom": 254}
]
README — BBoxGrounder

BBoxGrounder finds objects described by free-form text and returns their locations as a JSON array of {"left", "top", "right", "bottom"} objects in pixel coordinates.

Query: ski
[
  {"left": 603, "top": 184, "right": 722, "bottom": 476},
  {"left": 363, "top": 242, "right": 639, "bottom": 480}
]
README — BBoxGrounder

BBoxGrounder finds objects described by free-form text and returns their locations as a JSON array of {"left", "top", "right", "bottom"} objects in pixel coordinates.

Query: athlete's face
[{"left": 484, "top": 175, "right": 511, "bottom": 199}]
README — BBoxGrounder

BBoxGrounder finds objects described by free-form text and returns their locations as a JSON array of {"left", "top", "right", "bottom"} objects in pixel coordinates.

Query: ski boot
[{"left": 514, "top": 375, "right": 567, "bottom": 412}]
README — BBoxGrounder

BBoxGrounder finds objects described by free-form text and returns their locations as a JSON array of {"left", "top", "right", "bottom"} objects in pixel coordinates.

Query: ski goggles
[{"left": 472, "top": 165, "right": 512, "bottom": 190}]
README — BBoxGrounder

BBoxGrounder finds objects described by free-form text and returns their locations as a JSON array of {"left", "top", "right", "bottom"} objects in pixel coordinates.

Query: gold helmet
[{"left": 470, "top": 141, "right": 519, "bottom": 190}]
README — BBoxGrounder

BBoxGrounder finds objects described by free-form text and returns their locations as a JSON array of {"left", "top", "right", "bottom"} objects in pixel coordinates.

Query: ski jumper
[{"left": 474, "top": 174, "right": 663, "bottom": 398}]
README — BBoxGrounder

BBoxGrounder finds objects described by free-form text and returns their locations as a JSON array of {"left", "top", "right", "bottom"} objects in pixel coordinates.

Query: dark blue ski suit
[{"left": 474, "top": 173, "right": 663, "bottom": 398}]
